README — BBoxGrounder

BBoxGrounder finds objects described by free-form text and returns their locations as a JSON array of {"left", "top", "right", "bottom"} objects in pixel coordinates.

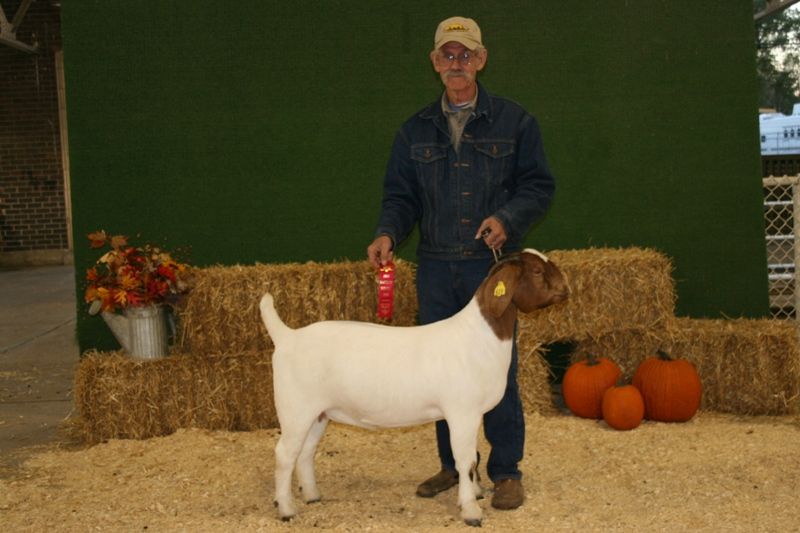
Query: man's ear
[
  {"left": 474, "top": 48, "right": 488, "bottom": 71},
  {"left": 480, "top": 262, "right": 520, "bottom": 317},
  {"left": 430, "top": 50, "right": 442, "bottom": 72}
]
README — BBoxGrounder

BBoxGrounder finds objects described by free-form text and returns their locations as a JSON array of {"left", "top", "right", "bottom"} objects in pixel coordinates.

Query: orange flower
[
  {"left": 84, "top": 231, "right": 191, "bottom": 314},
  {"left": 88, "top": 230, "right": 107, "bottom": 249},
  {"left": 157, "top": 264, "right": 176, "bottom": 283},
  {"left": 84, "top": 285, "right": 98, "bottom": 303}
]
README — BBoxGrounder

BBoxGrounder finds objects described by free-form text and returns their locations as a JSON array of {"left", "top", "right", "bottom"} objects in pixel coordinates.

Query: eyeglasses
[{"left": 435, "top": 50, "right": 475, "bottom": 67}]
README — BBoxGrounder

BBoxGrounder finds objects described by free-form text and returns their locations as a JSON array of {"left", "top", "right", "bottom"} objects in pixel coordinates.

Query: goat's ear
[
  {"left": 513, "top": 255, "right": 549, "bottom": 313},
  {"left": 480, "top": 263, "right": 521, "bottom": 317}
]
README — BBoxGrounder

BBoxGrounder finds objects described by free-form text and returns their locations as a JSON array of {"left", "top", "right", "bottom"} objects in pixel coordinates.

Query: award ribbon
[{"left": 377, "top": 261, "right": 395, "bottom": 321}]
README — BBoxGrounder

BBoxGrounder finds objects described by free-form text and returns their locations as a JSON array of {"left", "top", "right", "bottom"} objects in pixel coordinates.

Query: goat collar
[
  {"left": 522, "top": 248, "right": 550, "bottom": 262},
  {"left": 487, "top": 248, "right": 549, "bottom": 275}
]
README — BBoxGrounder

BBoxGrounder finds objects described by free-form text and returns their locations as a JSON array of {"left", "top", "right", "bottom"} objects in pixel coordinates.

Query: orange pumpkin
[
  {"left": 562, "top": 355, "right": 621, "bottom": 419},
  {"left": 602, "top": 384, "right": 645, "bottom": 430},
  {"left": 633, "top": 350, "right": 702, "bottom": 422}
]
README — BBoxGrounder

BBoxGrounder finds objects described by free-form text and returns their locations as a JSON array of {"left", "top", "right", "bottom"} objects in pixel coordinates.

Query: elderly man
[{"left": 367, "top": 16, "right": 555, "bottom": 510}]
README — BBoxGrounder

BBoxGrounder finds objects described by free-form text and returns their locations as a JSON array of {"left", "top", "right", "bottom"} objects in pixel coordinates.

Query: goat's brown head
[{"left": 476, "top": 249, "right": 569, "bottom": 339}]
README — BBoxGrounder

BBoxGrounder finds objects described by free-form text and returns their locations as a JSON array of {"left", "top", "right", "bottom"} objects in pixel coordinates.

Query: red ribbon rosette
[{"left": 377, "top": 261, "right": 395, "bottom": 321}]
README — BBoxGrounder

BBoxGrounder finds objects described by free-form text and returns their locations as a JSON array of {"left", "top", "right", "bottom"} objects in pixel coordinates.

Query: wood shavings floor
[{"left": 1, "top": 412, "right": 799, "bottom": 532}]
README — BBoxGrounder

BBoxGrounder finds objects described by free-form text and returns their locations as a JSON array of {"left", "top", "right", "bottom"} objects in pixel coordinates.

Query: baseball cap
[{"left": 434, "top": 16, "right": 483, "bottom": 50}]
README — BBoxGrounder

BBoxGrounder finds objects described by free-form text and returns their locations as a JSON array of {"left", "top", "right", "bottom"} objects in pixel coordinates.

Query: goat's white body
[
  {"left": 270, "top": 300, "right": 512, "bottom": 430},
  {"left": 261, "top": 294, "right": 511, "bottom": 525}
]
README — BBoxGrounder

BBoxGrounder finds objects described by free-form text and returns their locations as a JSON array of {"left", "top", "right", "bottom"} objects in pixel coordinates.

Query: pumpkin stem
[
  {"left": 585, "top": 353, "right": 601, "bottom": 366},
  {"left": 656, "top": 349, "right": 673, "bottom": 361}
]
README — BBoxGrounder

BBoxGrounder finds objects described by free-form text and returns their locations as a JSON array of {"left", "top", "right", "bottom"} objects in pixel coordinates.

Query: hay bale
[
  {"left": 74, "top": 342, "right": 554, "bottom": 444},
  {"left": 573, "top": 318, "right": 800, "bottom": 415},
  {"left": 176, "top": 259, "right": 417, "bottom": 356},
  {"left": 177, "top": 248, "right": 671, "bottom": 353},
  {"left": 73, "top": 350, "right": 277, "bottom": 444},
  {"left": 520, "top": 247, "right": 676, "bottom": 343},
  {"left": 516, "top": 339, "right": 557, "bottom": 415}
]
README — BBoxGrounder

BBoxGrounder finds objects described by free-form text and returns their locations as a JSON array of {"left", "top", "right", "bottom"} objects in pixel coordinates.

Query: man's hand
[
  {"left": 367, "top": 235, "right": 394, "bottom": 269},
  {"left": 475, "top": 216, "right": 506, "bottom": 250}
]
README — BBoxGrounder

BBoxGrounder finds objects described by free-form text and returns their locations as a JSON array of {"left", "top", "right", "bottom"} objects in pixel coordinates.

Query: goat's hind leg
[
  {"left": 295, "top": 414, "right": 329, "bottom": 503},
  {"left": 274, "top": 415, "right": 318, "bottom": 521},
  {"left": 448, "top": 416, "right": 484, "bottom": 527}
]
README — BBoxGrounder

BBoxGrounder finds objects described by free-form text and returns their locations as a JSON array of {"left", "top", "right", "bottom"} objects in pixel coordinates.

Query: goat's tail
[{"left": 259, "top": 293, "right": 292, "bottom": 346}]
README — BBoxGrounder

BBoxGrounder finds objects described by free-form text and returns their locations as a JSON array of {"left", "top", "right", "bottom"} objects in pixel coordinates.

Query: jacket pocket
[
  {"left": 411, "top": 144, "right": 447, "bottom": 164},
  {"left": 475, "top": 141, "right": 515, "bottom": 183},
  {"left": 475, "top": 141, "right": 516, "bottom": 210},
  {"left": 474, "top": 141, "right": 515, "bottom": 160}
]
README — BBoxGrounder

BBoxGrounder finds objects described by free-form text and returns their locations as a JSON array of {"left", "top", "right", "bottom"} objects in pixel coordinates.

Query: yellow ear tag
[{"left": 493, "top": 281, "right": 506, "bottom": 297}]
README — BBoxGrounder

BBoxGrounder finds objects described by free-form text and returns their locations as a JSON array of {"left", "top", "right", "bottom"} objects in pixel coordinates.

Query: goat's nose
[{"left": 553, "top": 286, "right": 569, "bottom": 302}]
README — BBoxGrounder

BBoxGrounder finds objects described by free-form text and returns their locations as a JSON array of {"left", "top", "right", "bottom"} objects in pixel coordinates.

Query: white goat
[{"left": 260, "top": 249, "right": 568, "bottom": 526}]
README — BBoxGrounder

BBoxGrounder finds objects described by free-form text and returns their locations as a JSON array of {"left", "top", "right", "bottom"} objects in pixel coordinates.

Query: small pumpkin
[
  {"left": 602, "top": 383, "right": 645, "bottom": 430},
  {"left": 633, "top": 350, "right": 702, "bottom": 422},
  {"left": 562, "top": 355, "right": 622, "bottom": 419}
]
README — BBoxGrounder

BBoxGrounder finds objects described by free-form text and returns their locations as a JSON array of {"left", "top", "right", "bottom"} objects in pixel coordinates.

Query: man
[{"left": 366, "top": 16, "right": 555, "bottom": 510}]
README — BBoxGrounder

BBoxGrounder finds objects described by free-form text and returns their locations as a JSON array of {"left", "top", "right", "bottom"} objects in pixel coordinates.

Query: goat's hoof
[
  {"left": 464, "top": 518, "right": 482, "bottom": 527},
  {"left": 276, "top": 502, "right": 296, "bottom": 521},
  {"left": 306, "top": 498, "right": 321, "bottom": 504}
]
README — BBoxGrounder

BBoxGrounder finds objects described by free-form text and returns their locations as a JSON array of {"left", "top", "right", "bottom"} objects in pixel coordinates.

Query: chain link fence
[{"left": 763, "top": 176, "right": 800, "bottom": 319}]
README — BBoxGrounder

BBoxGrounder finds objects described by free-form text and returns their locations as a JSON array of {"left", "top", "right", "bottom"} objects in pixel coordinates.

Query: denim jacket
[{"left": 374, "top": 82, "right": 555, "bottom": 260}]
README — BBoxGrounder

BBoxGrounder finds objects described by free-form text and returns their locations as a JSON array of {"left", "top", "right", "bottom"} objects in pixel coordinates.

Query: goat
[{"left": 259, "top": 249, "right": 568, "bottom": 526}]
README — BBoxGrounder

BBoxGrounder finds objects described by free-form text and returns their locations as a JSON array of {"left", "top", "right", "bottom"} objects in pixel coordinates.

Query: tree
[{"left": 755, "top": 0, "right": 800, "bottom": 113}]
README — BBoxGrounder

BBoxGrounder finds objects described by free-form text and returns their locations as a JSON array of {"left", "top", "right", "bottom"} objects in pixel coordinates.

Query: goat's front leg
[
  {"left": 274, "top": 416, "right": 316, "bottom": 520},
  {"left": 448, "top": 415, "right": 483, "bottom": 527},
  {"left": 295, "top": 415, "right": 329, "bottom": 503}
]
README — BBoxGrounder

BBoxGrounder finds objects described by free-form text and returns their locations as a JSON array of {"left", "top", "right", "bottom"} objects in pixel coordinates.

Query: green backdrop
[{"left": 62, "top": 1, "right": 769, "bottom": 352}]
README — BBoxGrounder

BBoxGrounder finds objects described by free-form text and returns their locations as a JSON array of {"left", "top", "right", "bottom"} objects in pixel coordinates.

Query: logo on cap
[{"left": 445, "top": 23, "right": 469, "bottom": 32}]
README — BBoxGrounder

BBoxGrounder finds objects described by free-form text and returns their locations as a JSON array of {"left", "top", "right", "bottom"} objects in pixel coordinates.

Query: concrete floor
[{"left": 0, "top": 265, "right": 79, "bottom": 475}]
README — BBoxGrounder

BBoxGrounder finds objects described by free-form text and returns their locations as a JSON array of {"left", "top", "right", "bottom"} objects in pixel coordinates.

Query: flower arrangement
[{"left": 84, "top": 230, "right": 191, "bottom": 314}]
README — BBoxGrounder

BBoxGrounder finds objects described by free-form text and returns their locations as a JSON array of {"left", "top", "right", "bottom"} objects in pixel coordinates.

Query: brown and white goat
[{"left": 260, "top": 249, "right": 568, "bottom": 526}]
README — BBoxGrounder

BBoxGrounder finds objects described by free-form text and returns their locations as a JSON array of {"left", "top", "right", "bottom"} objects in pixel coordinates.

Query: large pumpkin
[
  {"left": 633, "top": 350, "right": 702, "bottom": 422},
  {"left": 602, "top": 384, "right": 645, "bottom": 430},
  {"left": 562, "top": 355, "right": 622, "bottom": 419}
]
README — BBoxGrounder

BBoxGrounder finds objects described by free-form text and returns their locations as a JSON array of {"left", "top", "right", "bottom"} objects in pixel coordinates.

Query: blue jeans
[{"left": 416, "top": 257, "right": 524, "bottom": 482}]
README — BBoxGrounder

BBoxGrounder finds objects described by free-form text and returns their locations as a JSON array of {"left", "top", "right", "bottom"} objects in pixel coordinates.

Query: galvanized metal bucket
[{"left": 102, "top": 305, "right": 168, "bottom": 359}]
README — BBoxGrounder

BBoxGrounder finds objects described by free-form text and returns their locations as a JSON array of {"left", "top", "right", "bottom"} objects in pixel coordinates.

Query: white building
[{"left": 760, "top": 103, "right": 800, "bottom": 155}]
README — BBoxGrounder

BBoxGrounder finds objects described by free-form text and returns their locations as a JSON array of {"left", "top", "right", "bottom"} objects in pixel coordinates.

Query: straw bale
[
  {"left": 73, "top": 340, "right": 554, "bottom": 445},
  {"left": 519, "top": 247, "right": 676, "bottom": 343},
  {"left": 74, "top": 343, "right": 554, "bottom": 444},
  {"left": 73, "top": 350, "right": 276, "bottom": 444},
  {"left": 176, "top": 259, "right": 417, "bottom": 356},
  {"left": 176, "top": 248, "right": 672, "bottom": 353},
  {"left": 573, "top": 318, "right": 800, "bottom": 415},
  {"left": 515, "top": 339, "right": 556, "bottom": 415}
]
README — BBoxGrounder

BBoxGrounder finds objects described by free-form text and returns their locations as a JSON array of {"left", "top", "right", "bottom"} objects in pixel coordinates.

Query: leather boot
[
  {"left": 415, "top": 469, "right": 458, "bottom": 498},
  {"left": 491, "top": 478, "right": 524, "bottom": 510}
]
